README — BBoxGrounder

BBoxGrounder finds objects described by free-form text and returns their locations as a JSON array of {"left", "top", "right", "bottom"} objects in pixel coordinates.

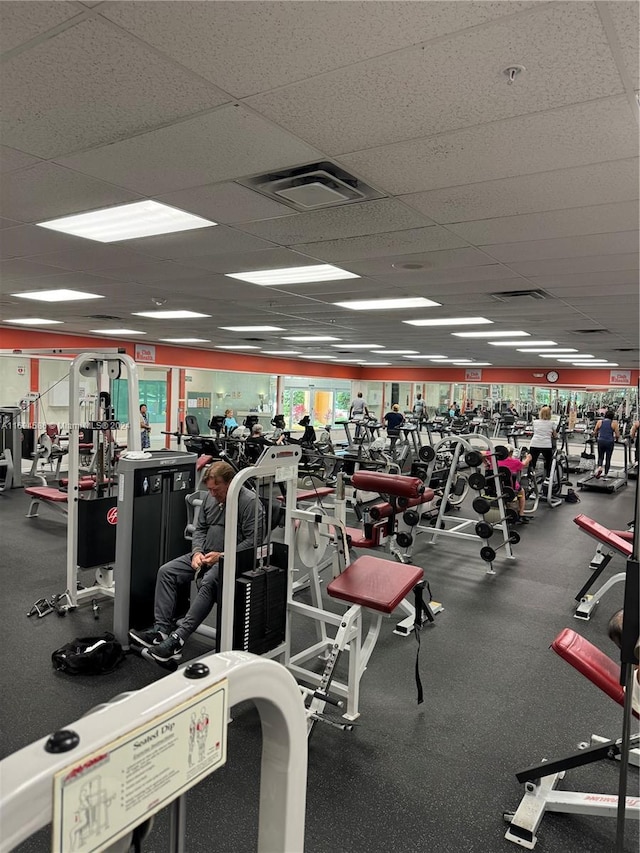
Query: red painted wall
[{"left": 1, "top": 327, "right": 637, "bottom": 388}]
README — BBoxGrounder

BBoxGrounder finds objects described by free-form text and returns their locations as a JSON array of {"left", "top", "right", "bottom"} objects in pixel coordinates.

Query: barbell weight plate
[
  {"left": 506, "top": 509, "right": 519, "bottom": 525},
  {"left": 480, "top": 546, "right": 496, "bottom": 563},
  {"left": 494, "top": 445, "right": 510, "bottom": 461},
  {"left": 396, "top": 532, "right": 413, "bottom": 548},
  {"left": 397, "top": 497, "right": 409, "bottom": 509},
  {"left": 403, "top": 509, "right": 420, "bottom": 527},
  {"left": 508, "top": 531, "right": 521, "bottom": 545},
  {"left": 468, "top": 472, "right": 486, "bottom": 491},
  {"left": 472, "top": 496, "right": 491, "bottom": 515},
  {"left": 502, "top": 487, "right": 516, "bottom": 503},
  {"left": 475, "top": 521, "right": 494, "bottom": 540},
  {"left": 464, "top": 450, "right": 483, "bottom": 468},
  {"left": 498, "top": 468, "right": 513, "bottom": 485},
  {"left": 418, "top": 445, "right": 436, "bottom": 462}
]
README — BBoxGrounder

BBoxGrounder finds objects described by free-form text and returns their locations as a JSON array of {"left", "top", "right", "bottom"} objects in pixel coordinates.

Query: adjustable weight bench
[
  {"left": 24, "top": 486, "right": 69, "bottom": 519},
  {"left": 504, "top": 628, "right": 639, "bottom": 848},
  {"left": 572, "top": 514, "right": 632, "bottom": 620},
  {"left": 290, "top": 553, "right": 425, "bottom": 729}
]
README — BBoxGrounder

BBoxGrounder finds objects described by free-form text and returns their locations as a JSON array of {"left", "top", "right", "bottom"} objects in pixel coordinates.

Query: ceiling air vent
[
  {"left": 490, "top": 289, "right": 550, "bottom": 303},
  {"left": 571, "top": 328, "right": 610, "bottom": 334},
  {"left": 614, "top": 347, "right": 639, "bottom": 352},
  {"left": 238, "top": 161, "right": 383, "bottom": 211}
]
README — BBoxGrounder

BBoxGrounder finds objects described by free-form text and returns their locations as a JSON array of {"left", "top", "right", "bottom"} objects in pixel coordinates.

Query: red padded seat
[
  {"left": 24, "top": 487, "right": 68, "bottom": 503},
  {"left": 58, "top": 477, "right": 113, "bottom": 491},
  {"left": 277, "top": 487, "right": 335, "bottom": 503},
  {"left": 351, "top": 471, "right": 424, "bottom": 498},
  {"left": 343, "top": 526, "right": 379, "bottom": 549},
  {"left": 369, "top": 490, "right": 435, "bottom": 520},
  {"left": 612, "top": 529, "right": 634, "bottom": 543},
  {"left": 573, "top": 514, "right": 632, "bottom": 557},
  {"left": 197, "top": 454, "right": 213, "bottom": 470},
  {"left": 327, "top": 556, "right": 423, "bottom": 613},
  {"left": 551, "top": 628, "right": 638, "bottom": 718}
]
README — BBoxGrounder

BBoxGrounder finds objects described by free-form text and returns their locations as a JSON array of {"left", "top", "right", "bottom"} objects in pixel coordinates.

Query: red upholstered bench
[
  {"left": 278, "top": 487, "right": 335, "bottom": 504},
  {"left": 369, "top": 490, "right": 435, "bottom": 520},
  {"left": 327, "top": 555, "right": 423, "bottom": 614},
  {"left": 25, "top": 486, "right": 69, "bottom": 518},
  {"left": 344, "top": 525, "right": 381, "bottom": 549},
  {"left": 612, "top": 529, "right": 634, "bottom": 543},
  {"left": 59, "top": 477, "right": 113, "bottom": 491},
  {"left": 551, "top": 628, "right": 637, "bottom": 714},
  {"left": 573, "top": 513, "right": 632, "bottom": 557}
]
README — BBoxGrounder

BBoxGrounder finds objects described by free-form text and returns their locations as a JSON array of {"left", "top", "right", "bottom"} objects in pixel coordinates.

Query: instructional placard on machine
[{"left": 52, "top": 679, "right": 228, "bottom": 853}]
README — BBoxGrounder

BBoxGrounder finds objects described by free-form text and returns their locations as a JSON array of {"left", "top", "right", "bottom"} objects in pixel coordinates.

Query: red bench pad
[
  {"left": 551, "top": 628, "right": 638, "bottom": 718},
  {"left": 344, "top": 526, "right": 379, "bottom": 549},
  {"left": 352, "top": 471, "right": 424, "bottom": 498},
  {"left": 573, "top": 514, "right": 632, "bottom": 557},
  {"left": 612, "top": 530, "right": 634, "bottom": 543},
  {"left": 197, "top": 454, "right": 213, "bottom": 470},
  {"left": 24, "top": 487, "right": 68, "bottom": 503},
  {"left": 327, "top": 556, "right": 424, "bottom": 613},
  {"left": 369, "top": 490, "right": 435, "bottom": 520},
  {"left": 278, "top": 487, "right": 335, "bottom": 503}
]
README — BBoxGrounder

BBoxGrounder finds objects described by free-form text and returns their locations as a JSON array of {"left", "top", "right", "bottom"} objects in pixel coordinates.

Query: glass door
[{"left": 282, "top": 387, "right": 335, "bottom": 430}]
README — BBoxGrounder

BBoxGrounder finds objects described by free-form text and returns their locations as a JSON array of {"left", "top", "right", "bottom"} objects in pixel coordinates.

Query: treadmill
[{"left": 577, "top": 441, "right": 628, "bottom": 493}]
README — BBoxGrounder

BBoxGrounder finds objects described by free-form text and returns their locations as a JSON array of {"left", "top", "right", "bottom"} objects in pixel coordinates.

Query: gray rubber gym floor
[{"left": 1, "top": 478, "right": 638, "bottom": 853}]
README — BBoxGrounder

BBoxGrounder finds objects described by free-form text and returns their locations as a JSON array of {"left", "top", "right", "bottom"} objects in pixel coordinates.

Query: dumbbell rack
[{"left": 415, "top": 434, "right": 518, "bottom": 573}]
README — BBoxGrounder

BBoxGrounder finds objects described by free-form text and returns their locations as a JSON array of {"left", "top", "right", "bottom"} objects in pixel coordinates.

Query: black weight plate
[
  {"left": 475, "top": 521, "right": 494, "bottom": 539},
  {"left": 468, "top": 472, "right": 486, "bottom": 490},
  {"left": 396, "top": 532, "right": 413, "bottom": 548},
  {"left": 480, "top": 546, "right": 496, "bottom": 563},
  {"left": 498, "top": 468, "right": 513, "bottom": 485},
  {"left": 472, "top": 496, "right": 491, "bottom": 515},
  {"left": 505, "top": 508, "right": 519, "bottom": 525},
  {"left": 418, "top": 445, "right": 436, "bottom": 462},
  {"left": 397, "top": 497, "right": 409, "bottom": 509},
  {"left": 403, "top": 510, "right": 419, "bottom": 526},
  {"left": 501, "top": 487, "right": 516, "bottom": 503},
  {"left": 508, "top": 531, "right": 521, "bottom": 545},
  {"left": 494, "top": 445, "right": 509, "bottom": 461},
  {"left": 464, "top": 450, "right": 483, "bottom": 468}
]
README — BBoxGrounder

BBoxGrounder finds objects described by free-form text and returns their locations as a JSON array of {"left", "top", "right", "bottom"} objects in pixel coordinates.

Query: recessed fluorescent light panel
[
  {"left": 556, "top": 355, "right": 594, "bottom": 360},
  {"left": 335, "top": 359, "right": 366, "bottom": 363},
  {"left": 335, "top": 297, "right": 440, "bottom": 310},
  {"left": 374, "top": 350, "right": 419, "bottom": 355},
  {"left": 133, "top": 310, "right": 210, "bottom": 319},
  {"left": 461, "top": 362, "right": 492, "bottom": 366},
  {"left": 360, "top": 362, "right": 391, "bottom": 366},
  {"left": 12, "top": 289, "right": 104, "bottom": 302},
  {"left": 518, "top": 348, "right": 577, "bottom": 353},
  {"left": 225, "top": 264, "right": 359, "bottom": 286},
  {"left": 432, "top": 358, "right": 474, "bottom": 363},
  {"left": 572, "top": 362, "right": 618, "bottom": 366},
  {"left": 261, "top": 350, "right": 302, "bottom": 356},
  {"left": 569, "top": 359, "right": 609, "bottom": 364},
  {"left": 37, "top": 200, "right": 216, "bottom": 243},
  {"left": 160, "top": 338, "right": 211, "bottom": 343},
  {"left": 300, "top": 354, "right": 337, "bottom": 359},
  {"left": 489, "top": 340, "right": 557, "bottom": 347},
  {"left": 283, "top": 336, "right": 340, "bottom": 342},
  {"left": 5, "top": 317, "right": 63, "bottom": 325},
  {"left": 330, "top": 344, "right": 382, "bottom": 349},
  {"left": 539, "top": 353, "right": 585, "bottom": 358},
  {"left": 89, "top": 328, "right": 146, "bottom": 335},
  {"left": 404, "top": 355, "right": 446, "bottom": 360},
  {"left": 221, "top": 326, "right": 285, "bottom": 332},
  {"left": 404, "top": 317, "right": 492, "bottom": 327},
  {"left": 215, "top": 345, "right": 260, "bottom": 350},
  {"left": 453, "top": 330, "right": 529, "bottom": 338}
]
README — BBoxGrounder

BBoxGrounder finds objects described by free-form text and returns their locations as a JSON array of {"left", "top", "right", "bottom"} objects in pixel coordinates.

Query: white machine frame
[{"left": 0, "top": 651, "right": 307, "bottom": 853}]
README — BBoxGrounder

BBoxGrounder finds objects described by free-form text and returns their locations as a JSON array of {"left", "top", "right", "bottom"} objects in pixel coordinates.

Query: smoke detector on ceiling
[{"left": 238, "top": 161, "right": 383, "bottom": 211}]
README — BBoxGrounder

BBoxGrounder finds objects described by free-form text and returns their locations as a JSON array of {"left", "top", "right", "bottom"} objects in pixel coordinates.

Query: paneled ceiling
[{"left": 1, "top": 0, "right": 638, "bottom": 369}]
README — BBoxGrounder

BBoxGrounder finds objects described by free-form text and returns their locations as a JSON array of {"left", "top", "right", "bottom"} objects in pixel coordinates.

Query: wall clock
[{"left": 546, "top": 371, "right": 559, "bottom": 383}]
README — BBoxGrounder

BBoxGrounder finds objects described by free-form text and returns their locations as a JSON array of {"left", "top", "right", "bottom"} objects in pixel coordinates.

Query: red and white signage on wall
[
  {"left": 17, "top": 365, "right": 25, "bottom": 375},
  {"left": 609, "top": 369, "right": 631, "bottom": 385},
  {"left": 465, "top": 368, "right": 483, "bottom": 381},
  {"left": 106, "top": 507, "right": 118, "bottom": 525},
  {"left": 135, "top": 344, "right": 156, "bottom": 363}
]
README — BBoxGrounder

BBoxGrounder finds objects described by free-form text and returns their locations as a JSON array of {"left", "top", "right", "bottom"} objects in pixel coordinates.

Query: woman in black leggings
[{"left": 529, "top": 406, "right": 557, "bottom": 476}]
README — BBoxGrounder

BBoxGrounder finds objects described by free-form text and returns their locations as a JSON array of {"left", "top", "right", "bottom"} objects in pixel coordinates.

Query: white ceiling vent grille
[
  {"left": 238, "top": 162, "right": 383, "bottom": 211},
  {"left": 490, "top": 289, "right": 550, "bottom": 303}
]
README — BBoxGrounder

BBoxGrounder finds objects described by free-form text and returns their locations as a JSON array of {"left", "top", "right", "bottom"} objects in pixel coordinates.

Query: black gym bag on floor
[{"left": 52, "top": 632, "right": 125, "bottom": 675}]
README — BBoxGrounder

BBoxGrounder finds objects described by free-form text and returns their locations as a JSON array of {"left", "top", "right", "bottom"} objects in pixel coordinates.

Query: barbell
[{"left": 480, "top": 532, "right": 521, "bottom": 564}]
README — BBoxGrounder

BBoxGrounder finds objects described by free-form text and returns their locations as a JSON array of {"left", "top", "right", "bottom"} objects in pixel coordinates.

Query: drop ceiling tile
[
  {"left": 247, "top": 3, "right": 622, "bottom": 153},
  {"left": 90, "top": 260, "right": 216, "bottom": 284},
  {"left": 293, "top": 226, "right": 468, "bottom": 262},
  {"left": 0, "top": 1, "right": 80, "bottom": 53},
  {"left": 2, "top": 17, "right": 230, "bottom": 159},
  {"left": 1, "top": 162, "right": 142, "bottom": 223},
  {"left": 155, "top": 182, "right": 292, "bottom": 225},
  {"left": 342, "top": 247, "right": 497, "bottom": 276},
  {"left": 481, "top": 231, "right": 639, "bottom": 263},
  {"left": 1, "top": 260, "right": 108, "bottom": 286},
  {"left": 605, "top": 0, "right": 640, "bottom": 89},
  {"left": 0, "top": 146, "right": 44, "bottom": 174},
  {"left": 0, "top": 224, "right": 88, "bottom": 260},
  {"left": 121, "top": 226, "right": 275, "bottom": 260},
  {"left": 529, "top": 270, "right": 639, "bottom": 290},
  {"left": 183, "top": 248, "right": 323, "bottom": 275},
  {"left": 102, "top": 0, "right": 537, "bottom": 98},
  {"left": 447, "top": 201, "right": 639, "bottom": 245},
  {"left": 237, "top": 199, "right": 433, "bottom": 245},
  {"left": 56, "top": 104, "right": 322, "bottom": 195},
  {"left": 0, "top": 218, "right": 23, "bottom": 230},
  {"left": 402, "top": 158, "right": 639, "bottom": 223},
  {"left": 24, "top": 243, "right": 153, "bottom": 272},
  {"left": 341, "top": 96, "right": 637, "bottom": 194},
  {"left": 508, "top": 253, "right": 639, "bottom": 277}
]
